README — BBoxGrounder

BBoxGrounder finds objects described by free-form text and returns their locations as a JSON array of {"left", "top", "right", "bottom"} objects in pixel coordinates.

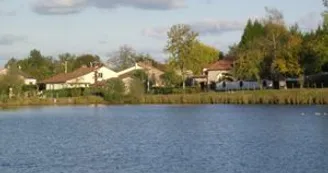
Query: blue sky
[{"left": 0, "top": 0, "right": 326, "bottom": 66}]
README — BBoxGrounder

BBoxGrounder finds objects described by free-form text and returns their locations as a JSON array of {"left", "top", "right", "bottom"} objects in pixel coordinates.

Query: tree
[
  {"left": 233, "top": 41, "right": 264, "bottom": 80},
  {"left": 18, "top": 49, "right": 54, "bottom": 80},
  {"left": 160, "top": 70, "right": 183, "bottom": 87},
  {"left": 107, "top": 45, "right": 137, "bottom": 71},
  {"left": 164, "top": 24, "right": 199, "bottom": 89},
  {"left": 103, "top": 78, "right": 125, "bottom": 103},
  {"left": 239, "top": 19, "right": 265, "bottom": 48},
  {"left": 189, "top": 41, "right": 220, "bottom": 74},
  {"left": 232, "top": 7, "right": 303, "bottom": 80},
  {"left": 0, "top": 67, "right": 24, "bottom": 98},
  {"left": 73, "top": 54, "right": 101, "bottom": 69},
  {"left": 4, "top": 58, "right": 18, "bottom": 68}
]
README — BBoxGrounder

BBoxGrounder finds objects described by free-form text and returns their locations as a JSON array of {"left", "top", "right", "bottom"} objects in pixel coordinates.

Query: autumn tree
[
  {"left": 164, "top": 24, "right": 198, "bottom": 89},
  {"left": 189, "top": 41, "right": 220, "bottom": 74}
]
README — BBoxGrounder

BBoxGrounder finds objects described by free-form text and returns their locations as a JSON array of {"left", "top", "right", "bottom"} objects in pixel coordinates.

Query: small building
[
  {"left": 40, "top": 65, "right": 118, "bottom": 90},
  {"left": 94, "top": 62, "right": 165, "bottom": 93},
  {"left": 0, "top": 68, "right": 37, "bottom": 85},
  {"left": 203, "top": 59, "right": 234, "bottom": 83}
]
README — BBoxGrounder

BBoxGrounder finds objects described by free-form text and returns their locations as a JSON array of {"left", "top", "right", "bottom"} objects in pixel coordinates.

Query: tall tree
[
  {"left": 18, "top": 49, "right": 54, "bottom": 80},
  {"left": 4, "top": 58, "right": 18, "bottom": 68},
  {"left": 53, "top": 53, "right": 76, "bottom": 74},
  {"left": 164, "top": 24, "right": 199, "bottom": 89},
  {"left": 107, "top": 45, "right": 138, "bottom": 71}
]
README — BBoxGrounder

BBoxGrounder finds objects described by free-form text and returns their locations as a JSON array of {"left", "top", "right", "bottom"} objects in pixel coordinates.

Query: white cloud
[
  {"left": 32, "top": 0, "right": 186, "bottom": 15},
  {"left": 142, "top": 19, "right": 246, "bottom": 39}
]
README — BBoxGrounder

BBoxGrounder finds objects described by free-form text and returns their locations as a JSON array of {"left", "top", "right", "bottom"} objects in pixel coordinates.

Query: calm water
[{"left": 1, "top": 105, "right": 328, "bottom": 173}]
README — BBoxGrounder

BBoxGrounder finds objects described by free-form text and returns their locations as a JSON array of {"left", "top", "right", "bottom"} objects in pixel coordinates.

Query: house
[
  {"left": 203, "top": 59, "right": 235, "bottom": 84},
  {"left": 94, "top": 62, "right": 165, "bottom": 93},
  {"left": 0, "top": 68, "right": 37, "bottom": 85},
  {"left": 40, "top": 65, "right": 118, "bottom": 90}
]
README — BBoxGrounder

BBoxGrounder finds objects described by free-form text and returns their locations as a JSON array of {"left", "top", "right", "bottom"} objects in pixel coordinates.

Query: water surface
[{"left": 1, "top": 105, "right": 328, "bottom": 173}]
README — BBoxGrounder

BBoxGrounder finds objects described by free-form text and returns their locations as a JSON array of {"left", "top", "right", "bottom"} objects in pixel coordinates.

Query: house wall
[
  {"left": 45, "top": 83, "right": 89, "bottom": 90},
  {"left": 145, "top": 67, "right": 164, "bottom": 86},
  {"left": 207, "top": 70, "right": 230, "bottom": 83},
  {"left": 24, "top": 78, "right": 37, "bottom": 85},
  {"left": 66, "top": 66, "right": 118, "bottom": 84}
]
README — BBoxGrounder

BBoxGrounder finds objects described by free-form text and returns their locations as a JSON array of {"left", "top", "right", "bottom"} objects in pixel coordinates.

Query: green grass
[{"left": 142, "top": 89, "right": 328, "bottom": 105}]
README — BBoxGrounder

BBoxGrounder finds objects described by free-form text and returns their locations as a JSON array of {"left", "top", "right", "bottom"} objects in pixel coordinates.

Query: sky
[{"left": 0, "top": 0, "right": 326, "bottom": 66}]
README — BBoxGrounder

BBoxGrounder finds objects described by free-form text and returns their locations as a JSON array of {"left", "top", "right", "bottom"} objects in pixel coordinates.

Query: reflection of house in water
[{"left": 192, "top": 59, "right": 235, "bottom": 90}]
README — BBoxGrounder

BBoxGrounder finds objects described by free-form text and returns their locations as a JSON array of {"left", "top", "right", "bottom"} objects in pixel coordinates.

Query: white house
[
  {"left": 41, "top": 65, "right": 118, "bottom": 90},
  {"left": 0, "top": 68, "right": 37, "bottom": 85}
]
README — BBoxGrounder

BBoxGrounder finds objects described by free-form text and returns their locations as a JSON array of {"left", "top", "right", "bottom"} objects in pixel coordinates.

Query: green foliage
[
  {"left": 127, "top": 78, "right": 145, "bottom": 102},
  {"left": 0, "top": 67, "right": 25, "bottom": 97},
  {"left": 189, "top": 41, "right": 220, "bottom": 74},
  {"left": 233, "top": 7, "right": 307, "bottom": 80},
  {"left": 165, "top": 24, "right": 199, "bottom": 89},
  {"left": 160, "top": 70, "right": 183, "bottom": 87},
  {"left": 132, "top": 69, "right": 148, "bottom": 82},
  {"left": 239, "top": 19, "right": 265, "bottom": 48},
  {"left": 73, "top": 54, "right": 101, "bottom": 69},
  {"left": 103, "top": 78, "right": 125, "bottom": 103}
]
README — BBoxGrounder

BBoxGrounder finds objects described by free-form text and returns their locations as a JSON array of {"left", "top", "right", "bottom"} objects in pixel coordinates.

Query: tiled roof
[
  {"left": 41, "top": 65, "right": 101, "bottom": 84},
  {"left": 205, "top": 59, "right": 234, "bottom": 71},
  {"left": 137, "top": 61, "right": 166, "bottom": 72}
]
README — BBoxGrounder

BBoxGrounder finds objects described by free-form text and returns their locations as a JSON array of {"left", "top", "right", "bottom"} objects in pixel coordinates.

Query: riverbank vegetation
[{"left": 1, "top": 89, "right": 328, "bottom": 107}]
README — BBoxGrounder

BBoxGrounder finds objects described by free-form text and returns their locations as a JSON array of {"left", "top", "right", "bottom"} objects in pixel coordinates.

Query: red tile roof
[
  {"left": 205, "top": 59, "right": 234, "bottom": 71},
  {"left": 41, "top": 65, "right": 102, "bottom": 84}
]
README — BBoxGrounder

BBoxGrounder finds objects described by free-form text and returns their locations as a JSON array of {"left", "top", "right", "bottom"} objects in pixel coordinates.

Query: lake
[{"left": 1, "top": 105, "right": 328, "bottom": 173}]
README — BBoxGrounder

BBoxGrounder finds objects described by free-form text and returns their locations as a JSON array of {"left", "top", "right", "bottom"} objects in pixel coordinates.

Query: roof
[
  {"left": 205, "top": 59, "right": 234, "bottom": 71},
  {"left": 41, "top": 65, "right": 102, "bottom": 84},
  {"left": 118, "top": 69, "right": 137, "bottom": 79},
  {"left": 137, "top": 61, "right": 166, "bottom": 72}
]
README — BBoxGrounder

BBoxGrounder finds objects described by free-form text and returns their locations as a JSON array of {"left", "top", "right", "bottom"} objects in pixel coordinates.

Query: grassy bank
[
  {"left": 1, "top": 89, "right": 328, "bottom": 107},
  {"left": 142, "top": 89, "right": 328, "bottom": 105},
  {"left": 0, "top": 96, "right": 106, "bottom": 107}
]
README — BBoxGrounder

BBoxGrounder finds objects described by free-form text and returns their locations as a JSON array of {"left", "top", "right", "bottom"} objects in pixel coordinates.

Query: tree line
[
  {"left": 3, "top": 1, "right": 328, "bottom": 86},
  {"left": 228, "top": 3, "right": 328, "bottom": 81}
]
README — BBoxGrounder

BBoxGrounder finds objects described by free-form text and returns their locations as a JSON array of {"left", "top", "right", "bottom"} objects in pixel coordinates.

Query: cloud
[
  {"left": 32, "top": 0, "right": 185, "bottom": 15},
  {"left": 297, "top": 12, "right": 322, "bottom": 30},
  {"left": 0, "top": 35, "right": 27, "bottom": 46},
  {"left": 142, "top": 19, "right": 246, "bottom": 39}
]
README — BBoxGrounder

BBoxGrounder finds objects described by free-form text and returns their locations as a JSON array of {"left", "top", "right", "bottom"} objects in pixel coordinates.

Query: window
[{"left": 97, "top": 73, "right": 103, "bottom": 78}]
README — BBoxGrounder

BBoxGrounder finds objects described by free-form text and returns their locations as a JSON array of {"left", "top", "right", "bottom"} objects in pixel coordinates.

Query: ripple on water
[{"left": 1, "top": 105, "right": 328, "bottom": 173}]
